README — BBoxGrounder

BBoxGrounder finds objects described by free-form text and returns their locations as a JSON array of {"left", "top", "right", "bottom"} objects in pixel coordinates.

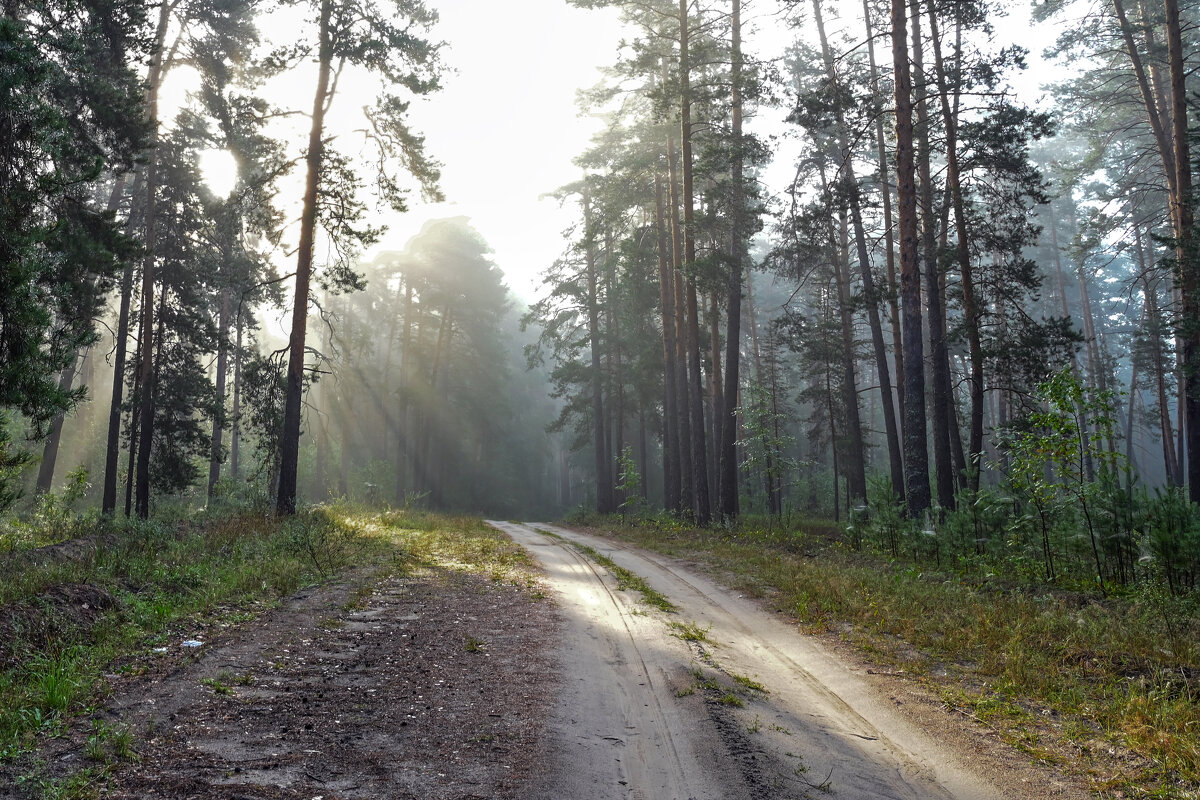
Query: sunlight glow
[{"left": 199, "top": 148, "right": 238, "bottom": 199}]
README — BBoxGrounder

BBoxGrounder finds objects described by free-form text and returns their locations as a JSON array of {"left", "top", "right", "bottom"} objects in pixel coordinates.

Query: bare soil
[
  {"left": 1, "top": 565, "right": 559, "bottom": 800},
  {"left": 3, "top": 522, "right": 1104, "bottom": 800}
]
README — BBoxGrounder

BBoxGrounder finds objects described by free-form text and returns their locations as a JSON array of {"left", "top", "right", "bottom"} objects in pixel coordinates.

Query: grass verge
[
  {"left": 567, "top": 513, "right": 1200, "bottom": 799},
  {"left": 0, "top": 503, "right": 539, "bottom": 789}
]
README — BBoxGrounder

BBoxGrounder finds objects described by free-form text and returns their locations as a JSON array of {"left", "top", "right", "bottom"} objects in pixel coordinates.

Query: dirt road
[{"left": 491, "top": 521, "right": 1086, "bottom": 800}]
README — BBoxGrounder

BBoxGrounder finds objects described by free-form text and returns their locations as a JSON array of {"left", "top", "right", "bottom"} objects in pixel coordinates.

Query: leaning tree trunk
[
  {"left": 863, "top": 0, "right": 905, "bottom": 432},
  {"left": 815, "top": 0, "right": 904, "bottom": 500},
  {"left": 35, "top": 355, "right": 81, "bottom": 495},
  {"left": 277, "top": 0, "right": 334, "bottom": 515}
]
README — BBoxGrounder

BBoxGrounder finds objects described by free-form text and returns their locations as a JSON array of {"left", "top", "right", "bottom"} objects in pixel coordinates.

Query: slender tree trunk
[
  {"left": 207, "top": 286, "right": 232, "bottom": 498},
  {"left": 103, "top": 251, "right": 137, "bottom": 514},
  {"left": 231, "top": 311, "right": 243, "bottom": 480},
  {"left": 655, "top": 171, "right": 681, "bottom": 511},
  {"left": 709, "top": 292, "right": 723, "bottom": 505},
  {"left": 893, "top": 0, "right": 932, "bottom": 515},
  {"left": 1112, "top": 0, "right": 1178, "bottom": 199},
  {"left": 680, "top": 0, "right": 710, "bottom": 524},
  {"left": 667, "top": 136, "right": 695, "bottom": 514},
  {"left": 583, "top": 189, "right": 614, "bottom": 513},
  {"left": 816, "top": 0, "right": 903, "bottom": 499},
  {"left": 35, "top": 355, "right": 81, "bottom": 495},
  {"left": 864, "top": 0, "right": 904, "bottom": 428},
  {"left": 928, "top": 7, "right": 984, "bottom": 490},
  {"left": 719, "top": 0, "right": 744, "bottom": 519},
  {"left": 1163, "top": 0, "right": 1198, "bottom": 499},
  {"left": 911, "top": 1, "right": 954, "bottom": 512},
  {"left": 1138, "top": 220, "right": 1180, "bottom": 483},
  {"left": 133, "top": 127, "right": 162, "bottom": 518},
  {"left": 277, "top": 0, "right": 334, "bottom": 515},
  {"left": 395, "top": 281, "right": 414, "bottom": 504}
]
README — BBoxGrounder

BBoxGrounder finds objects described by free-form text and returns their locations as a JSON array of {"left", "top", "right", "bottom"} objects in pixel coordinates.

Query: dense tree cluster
[
  {"left": 528, "top": 0, "right": 1198, "bottom": 587},
  {"left": 0, "top": 0, "right": 1197, "bottom": 592}
]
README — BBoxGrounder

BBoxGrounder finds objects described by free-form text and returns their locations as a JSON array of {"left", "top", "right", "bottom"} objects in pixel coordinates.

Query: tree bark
[
  {"left": 927, "top": 6, "right": 985, "bottom": 490},
  {"left": 207, "top": 285, "right": 231, "bottom": 499},
  {"left": 1163, "top": 0, "right": 1198, "bottom": 499},
  {"left": 277, "top": 0, "right": 334, "bottom": 515},
  {"left": 863, "top": 0, "right": 905, "bottom": 431},
  {"left": 667, "top": 135, "right": 695, "bottom": 514},
  {"left": 719, "top": 0, "right": 744, "bottom": 519},
  {"left": 911, "top": 0, "right": 954, "bottom": 512},
  {"left": 583, "top": 188, "right": 614, "bottom": 513},
  {"left": 35, "top": 355, "right": 81, "bottom": 495},
  {"left": 680, "top": 0, "right": 710, "bottom": 524},
  {"left": 655, "top": 171, "right": 681, "bottom": 511},
  {"left": 893, "top": 0, "right": 932, "bottom": 515},
  {"left": 231, "top": 310, "right": 243, "bottom": 480},
  {"left": 815, "top": 0, "right": 903, "bottom": 500}
]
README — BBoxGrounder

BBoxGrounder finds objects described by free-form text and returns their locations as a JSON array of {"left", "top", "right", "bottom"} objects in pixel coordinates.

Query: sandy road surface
[{"left": 490, "top": 521, "right": 1075, "bottom": 800}]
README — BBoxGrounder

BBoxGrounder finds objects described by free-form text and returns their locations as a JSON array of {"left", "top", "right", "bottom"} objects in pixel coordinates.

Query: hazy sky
[
  {"left": 369, "top": 1, "right": 628, "bottom": 301},
  {"left": 186, "top": 0, "right": 1058, "bottom": 310}
]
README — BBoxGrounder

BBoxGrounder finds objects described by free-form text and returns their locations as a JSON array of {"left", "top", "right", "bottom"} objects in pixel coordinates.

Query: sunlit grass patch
[
  {"left": 668, "top": 620, "right": 712, "bottom": 643},
  {"left": 565, "top": 540, "right": 677, "bottom": 613}
]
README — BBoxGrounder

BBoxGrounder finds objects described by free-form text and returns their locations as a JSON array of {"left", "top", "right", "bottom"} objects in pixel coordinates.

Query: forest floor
[{"left": 0, "top": 514, "right": 1131, "bottom": 799}]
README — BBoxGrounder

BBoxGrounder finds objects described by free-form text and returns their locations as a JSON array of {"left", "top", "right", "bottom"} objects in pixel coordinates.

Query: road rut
[{"left": 489, "top": 521, "right": 1054, "bottom": 800}]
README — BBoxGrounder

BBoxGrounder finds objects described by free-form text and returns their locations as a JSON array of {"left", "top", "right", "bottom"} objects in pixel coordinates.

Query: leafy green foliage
[{"left": 0, "top": 6, "right": 146, "bottom": 435}]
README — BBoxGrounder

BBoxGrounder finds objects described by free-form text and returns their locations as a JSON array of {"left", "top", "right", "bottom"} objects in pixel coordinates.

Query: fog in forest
[{"left": 3, "top": 0, "right": 1199, "bottom": 583}]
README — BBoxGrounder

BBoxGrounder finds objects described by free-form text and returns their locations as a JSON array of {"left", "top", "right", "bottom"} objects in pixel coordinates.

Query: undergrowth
[{"left": 569, "top": 511, "right": 1200, "bottom": 799}]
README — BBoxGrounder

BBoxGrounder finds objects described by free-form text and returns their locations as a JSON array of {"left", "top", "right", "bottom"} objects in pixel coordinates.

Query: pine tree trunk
[
  {"left": 815, "top": 0, "right": 903, "bottom": 500},
  {"left": 667, "top": 136, "right": 695, "bottom": 514},
  {"left": 655, "top": 171, "right": 682, "bottom": 511},
  {"left": 863, "top": 0, "right": 905, "bottom": 430},
  {"left": 35, "top": 355, "right": 81, "bottom": 495},
  {"left": 395, "top": 281, "right": 413, "bottom": 505},
  {"left": 207, "top": 286, "right": 231, "bottom": 498},
  {"left": 911, "top": 1, "right": 954, "bottom": 512},
  {"left": 277, "top": 0, "right": 333, "bottom": 515},
  {"left": 1164, "top": 0, "right": 1198, "bottom": 499},
  {"left": 719, "top": 0, "right": 744, "bottom": 520},
  {"left": 679, "top": 0, "right": 710, "bottom": 524},
  {"left": 927, "top": 8, "right": 984, "bottom": 490},
  {"left": 231, "top": 311, "right": 243, "bottom": 480},
  {"left": 583, "top": 189, "right": 614, "bottom": 513},
  {"left": 708, "top": 292, "right": 722, "bottom": 505},
  {"left": 893, "top": 0, "right": 932, "bottom": 515}
]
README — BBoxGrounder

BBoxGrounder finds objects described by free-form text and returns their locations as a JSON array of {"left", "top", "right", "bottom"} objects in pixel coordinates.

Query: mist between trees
[{"left": 1, "top": 0, "right": 1199, "bottom": 593}]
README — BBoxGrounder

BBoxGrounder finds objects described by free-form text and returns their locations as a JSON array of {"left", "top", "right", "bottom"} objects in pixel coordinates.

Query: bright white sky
[
  {"left": 184, "top": 0, "right": 1059, "bottom": 310},
  {"left": 368, "top": 1, "right": 627, "bottom": 301}
]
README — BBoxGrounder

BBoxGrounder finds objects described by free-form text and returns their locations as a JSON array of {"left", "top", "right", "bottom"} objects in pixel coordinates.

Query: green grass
[
  {"left": 668, "top": 620, "right": 711, "bottom": 642},
  {"left": 560, "top": 538, "right": 677, "bottom": 613},
  {"left": 0, "top": 503, "right": 542, "bottom": 788},
  {"left": 567, "top": 513, "right": 1200, "bottom": 798}
]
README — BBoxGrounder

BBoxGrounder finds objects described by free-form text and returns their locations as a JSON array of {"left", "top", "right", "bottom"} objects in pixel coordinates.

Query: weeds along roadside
[
  {"left": 0, "top": 502, "right": 539, "bottom": 772},
  {"left": 567, "top": 511, "right": 1200, "bottom": 798}
]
